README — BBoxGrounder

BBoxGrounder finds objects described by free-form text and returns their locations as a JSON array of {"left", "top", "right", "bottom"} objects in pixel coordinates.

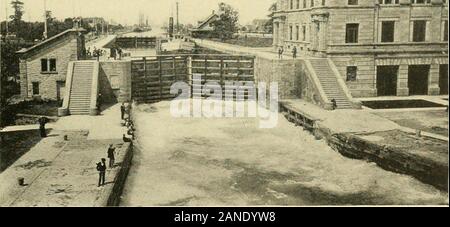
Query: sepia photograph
[{"left": 0, "top": 0, "right": 448, "bottom": 214}]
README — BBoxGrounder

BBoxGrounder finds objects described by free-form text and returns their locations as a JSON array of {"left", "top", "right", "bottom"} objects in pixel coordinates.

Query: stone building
[
  {"left": 17, "top": 28, "right": 86, "bottom": 100},
  {"left": 272, "top": 0, "right": 448, "bottom": 97}
]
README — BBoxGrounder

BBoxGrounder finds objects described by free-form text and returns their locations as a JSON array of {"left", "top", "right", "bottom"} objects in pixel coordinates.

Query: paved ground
[
  {"left": 193, "top": 39, "right": 307, "bottom": 60},
  {"left": 0, "top": 104, "right": 130, "bottom": 207},
  {"left": 120, "top": 101, "right": 448, "bottom": 206}
]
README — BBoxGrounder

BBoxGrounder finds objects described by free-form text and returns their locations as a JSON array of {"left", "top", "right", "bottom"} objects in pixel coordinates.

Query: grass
[
  {"left": 0, "top": 130, "right": 43, "bottom": 172},
  {"left": 210, "top": 37, "right": 273, "bottom": 48},
  {"left": 18, "top": 101, "right": 61, "bottom": 116}
]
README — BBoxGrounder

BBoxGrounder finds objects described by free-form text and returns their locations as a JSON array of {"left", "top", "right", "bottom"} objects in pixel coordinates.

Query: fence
[{"left": 131, "top": 54, "right": 255, "bottom": 103}]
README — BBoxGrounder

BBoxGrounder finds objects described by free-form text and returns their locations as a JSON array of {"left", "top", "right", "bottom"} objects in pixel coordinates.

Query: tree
[
  {"left": 211, "top": 3, "right": 239, "bottom": 40},
  {"left": 9, "top": 0, "right": 24, "bottom": 26},
  {"left": 265, "top": 2, "right": 277, "bottom": 34}
]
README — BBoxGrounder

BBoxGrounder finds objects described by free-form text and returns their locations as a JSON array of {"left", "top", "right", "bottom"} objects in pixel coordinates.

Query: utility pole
[
  {"left": 43, "top": 0, "right": 48, "bottom": 39},
  {"left": 5, "top": 2, "right": 8, "bottom": 35},
  {"left": 176, "top": 1, "right": 179, "bottom": 34}
]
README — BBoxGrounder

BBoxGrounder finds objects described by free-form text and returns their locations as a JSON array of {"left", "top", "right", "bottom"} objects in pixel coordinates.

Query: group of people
[
  {"left": 278, "top": 46, "right": 298, "bottom": 59},
  {"left": 96, "top": 144, "right": 117, "bottom": 187},
  {"left": 110, "top": 46, "right": 123, "bottom": 60},
  {"left": 121, "top": 102, "right": 135, "bottom": 143},
  {"left": 96, "top": 102, "right": 135, "bottom": 187},
  {"left": 86, "top": 46, "right": 106, "bottom": 61}
]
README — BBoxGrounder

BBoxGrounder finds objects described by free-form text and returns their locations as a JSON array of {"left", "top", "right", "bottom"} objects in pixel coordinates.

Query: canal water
[{"left": 120, "top": 101, "right": 448, "bottom": 206}]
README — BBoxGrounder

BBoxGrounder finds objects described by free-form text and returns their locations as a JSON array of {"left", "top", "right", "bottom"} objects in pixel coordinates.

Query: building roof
[
  {"left": 191, "top": 11, "right": 220, "bottom": 31},
  {"left": 16, "top": 28, "right": 86, "bottom": 57}
]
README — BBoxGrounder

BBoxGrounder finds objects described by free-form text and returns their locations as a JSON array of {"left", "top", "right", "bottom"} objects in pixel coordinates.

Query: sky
[{"left": 0, "top": 0, "right": 274, "bottom": 26}]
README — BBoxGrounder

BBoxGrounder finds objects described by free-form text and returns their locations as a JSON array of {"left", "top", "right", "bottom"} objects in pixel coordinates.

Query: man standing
[
  {"left": 278, "top": 47, "right": 284, "bottom": 59},
  {"left": 107, "top": 144, "right": 116, "bottom": 168},
  {"left": 96, "top": 159, "right": 107, "bottom": 187},
  {"left": 292, "top": 46, "right": 297, "bottom": 59},
  {"left": 120, "top": 102, "right": 126, "bottom": 120},
  {"left": 38, "top": 117, "right": 49, "bottom": 138}
]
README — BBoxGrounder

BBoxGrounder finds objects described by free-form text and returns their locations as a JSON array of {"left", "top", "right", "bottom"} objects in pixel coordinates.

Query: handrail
[
  {"left": 304, "top": 59, "right": 333, "bottom": 110},
  {"left": 89, "top": 61, "right": 100, "bottom": 116},
  {"left": 58, "top": 61, "right": 75, "bottom": 116},
  {"left": 326, "top": 58, "right": 362, "bottom": 109}
]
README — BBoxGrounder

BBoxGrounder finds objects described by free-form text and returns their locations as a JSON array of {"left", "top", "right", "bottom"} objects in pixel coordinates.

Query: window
[
  {"left": 290, "top": 0, "right": 294, "bottom": 9},
  {"left": 346, "top": 66, "right": 357, "bottom": 81},
  {"left": 110, "top": 75, "right": 120, "bottom": 89},
  {"left": 322, "top": 0, "right": 326, "bottom": 5},
  {"left": 302, "top": 25, "right": 306, "bottom": 41},
  {"left": 41, "top": 58, "right": 57, "bottom": 72},
  {"left": 381, "top": 21, "right": 395, "bottom": 42},
  {"left": 296, "top": 0, "right": 300, "bottom": 9},
  {"left": 379, "top": 0, "right": 399, "bottom": 4},
  {"left": 443, "top": 21, "right": 448, "bottom": 41},
  {"left": 32, "top": 82, "right": 40, "bottom": 95},
  {"left": 412, "top": 20, "right": 426, "bottom": 42},
  {"left": 311, "top": 0, "right": 315, "bottom": 7},
  {"left": 348, "top": 0, "right": 358, "bottom": 5},
  {"left": 296, "top": 25, "right": 300, "bottom": 40},
  {"left": 49, "top": 59, "right": 56, "bottom": 72},
  {"left": 410, "top": 0, "right": 431, "bottom": 4},
  {"left": 41, "top": 59, "right": 48, "bottom": 72},
  {"left": 346, "top": 23, "right": 359, "bottom": 43},
  {"left": 303, "top": 0, "right": 307, "bottom": 8},
  {"left": 289, "top": 25, "right": 293, "bottom": 40}
]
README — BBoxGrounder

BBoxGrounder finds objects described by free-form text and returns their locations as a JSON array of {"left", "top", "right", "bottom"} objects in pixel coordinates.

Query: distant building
[
  {"left": 17, "top": 28, "right": 86, "bottom": 100},
  {"left": 272, "top": 0, "right": 448, "bottom": 97},
  {"left": 245, "top": 19, "right": 270, "bottom": 33},
  {"left": 190, "top": 10, "right": 221, "bottom": 38}
]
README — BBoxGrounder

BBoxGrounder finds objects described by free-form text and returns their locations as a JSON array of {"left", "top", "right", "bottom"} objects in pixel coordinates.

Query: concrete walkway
[
  {"left": 193, "top": 38, "right": 307, "bottom": 60},
  {"left": 0, "top": 104, "right": 131, "bottom": 207}
]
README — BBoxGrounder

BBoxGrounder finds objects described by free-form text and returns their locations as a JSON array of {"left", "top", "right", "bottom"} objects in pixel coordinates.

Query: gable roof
[
  {"left": 193, "top": 12, "right": 219, "bottom": 31},
  {"left": 17, "top": 28, "right": 86, "bottom": 58}
]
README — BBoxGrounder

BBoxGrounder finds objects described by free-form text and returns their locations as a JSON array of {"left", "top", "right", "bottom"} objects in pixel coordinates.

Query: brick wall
[{"left": 99, "top": 61, "right": 132, "bottom": 103}]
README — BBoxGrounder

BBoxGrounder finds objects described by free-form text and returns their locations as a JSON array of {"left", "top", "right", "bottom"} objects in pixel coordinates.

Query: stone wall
[
  {"left": 255, "top": 57, "right": 326, "bottom": 107},
  {"left": 99, "top": 61, "right": 132, "bottom": 103}
]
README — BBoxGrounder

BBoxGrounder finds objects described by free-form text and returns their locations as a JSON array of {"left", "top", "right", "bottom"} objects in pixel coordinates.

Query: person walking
[
  {"left": 278, "top": 47, "right": 284, "bottom": 59},
  {"left": 96, "top": 159, "right": 107, "bottom": 187},
  {"left": 120, "top": 102, "right": 126, "bottom": 120},
  {"left": 292, "top": 46, "right": 297, "bottom": 59},
  {"left": 38, "top": 117, "right": 49, "bottom": 138},
  {"left": 107, "top": 144, "right": 116, "bottom": 168}
]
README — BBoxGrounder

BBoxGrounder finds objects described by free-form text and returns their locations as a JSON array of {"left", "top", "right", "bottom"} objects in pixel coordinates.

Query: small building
[
  {"left": 190, "top": 10, "right": 220, "bottom": 38},
  {"left": 17, "top": 28, "right": 86, "bottom": 101}
]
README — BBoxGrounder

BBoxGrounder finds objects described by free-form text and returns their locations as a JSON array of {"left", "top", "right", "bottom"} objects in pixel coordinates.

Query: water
[{"left": 120, "top": 101, "right": 448, "bottom": 206}]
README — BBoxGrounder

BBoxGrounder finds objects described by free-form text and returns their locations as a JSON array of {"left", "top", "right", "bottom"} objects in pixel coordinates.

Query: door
[
  {"left": 439, "top": 64, "right": 448, "bottom": 95},
  {"left": 56, "top": 81, "right": 66, "bottom": 102},
  {"left": 408, "top": 65, "right": 430, "bottom": 95},
  {"left": 377, "top": 66, "right": 398, "bottom": 96}
]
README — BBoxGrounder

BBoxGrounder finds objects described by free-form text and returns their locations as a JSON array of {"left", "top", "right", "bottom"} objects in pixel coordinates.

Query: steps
[
  {"left": 308, "top": 59, "right": 353, "bottom": 109},
  {"left": 68, "top": 61, "right": 95, "bottom": 115}
]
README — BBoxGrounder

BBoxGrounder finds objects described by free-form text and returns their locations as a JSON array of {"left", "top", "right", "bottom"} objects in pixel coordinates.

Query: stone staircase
[
  {"left": 68, "top": 61, "right": 95, "bottom": 115},
  {"left": 308, "top": 59, "right": 353, "bottom": 109}
]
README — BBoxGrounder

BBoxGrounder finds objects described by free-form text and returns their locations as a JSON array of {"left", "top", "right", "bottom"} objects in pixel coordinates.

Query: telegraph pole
[
  {"left": 43, "top": 0, "right": 48, "bottom": 39},
  {"left": 176, "top": 1, "right": 179, "bottom": 34},
  {"left": 5, "top": 2, "right": 8, "bottom": 35}
]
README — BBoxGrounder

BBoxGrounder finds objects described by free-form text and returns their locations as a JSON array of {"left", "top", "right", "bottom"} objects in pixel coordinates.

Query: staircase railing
[
  {"left": 89, "top": 61, "right": 100, "bottom": 116},
  {"left": 304, "top": 59, "right": 333, "bottom": 110},
  {"left": 58, "top": 62, "right": 75, "bottom": 116},
  {"left": 326, "top": 58, "right": 362, "bottom": 109}
]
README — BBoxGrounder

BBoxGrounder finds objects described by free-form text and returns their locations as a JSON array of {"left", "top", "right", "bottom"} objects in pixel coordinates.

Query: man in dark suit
[
  {"left": 107, "top": 144, "right": 116, "bottom": 168},
  {"left": 38, "top": 117, "right": 49, "bottom": 138},
  {"left": 96, "top": 159, "right": 107, "bottom": 187},
  {"left": 120, "top": 102, "right": 126, "bottom": 120}
]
